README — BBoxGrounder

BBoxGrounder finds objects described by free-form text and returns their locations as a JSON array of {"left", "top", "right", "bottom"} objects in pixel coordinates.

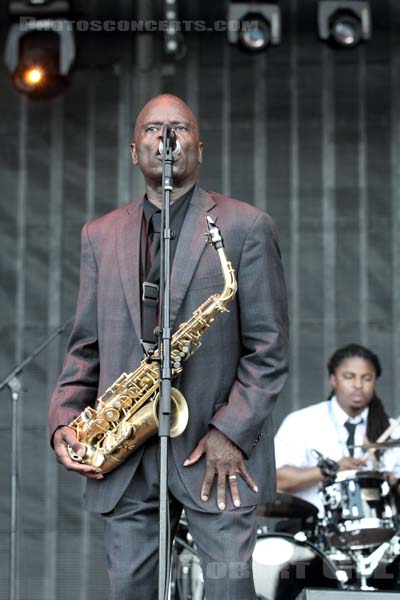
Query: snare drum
[{"left": 321, "top": 470, "right": 396, "bottom": 549}]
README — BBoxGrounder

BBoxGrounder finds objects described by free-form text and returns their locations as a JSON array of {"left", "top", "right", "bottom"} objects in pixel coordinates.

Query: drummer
[{"left": 274, "top": 343, "right": 400, "bottom": 515}]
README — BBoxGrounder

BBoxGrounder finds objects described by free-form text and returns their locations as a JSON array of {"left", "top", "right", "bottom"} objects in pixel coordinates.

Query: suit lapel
[
  {"left": 117, "top": 199, "right": 143, "bottom": 342},
  {"left": 170, "top": 186, "right": 217, "bottom": 326},
  {"left": 116, "top": 188, "right": 217, "bottom": 339}
]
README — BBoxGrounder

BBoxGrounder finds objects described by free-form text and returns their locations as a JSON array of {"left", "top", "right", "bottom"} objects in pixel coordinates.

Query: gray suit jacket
[{"left": 49, "top": 185, "right": 289, "bottom": 513}]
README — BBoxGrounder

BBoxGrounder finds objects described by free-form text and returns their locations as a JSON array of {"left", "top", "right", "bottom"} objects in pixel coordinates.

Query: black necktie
[
  {"left": 146, "top": 211, "right": 161, "bottom": 278},
  {"left": 345, "top": 419, "right": 362, "bottom": 457}
]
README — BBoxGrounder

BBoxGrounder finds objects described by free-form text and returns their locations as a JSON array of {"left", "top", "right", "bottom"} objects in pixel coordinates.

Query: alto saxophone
[{"left": 67, "top": 217, "right": 237, "bottom": 474}]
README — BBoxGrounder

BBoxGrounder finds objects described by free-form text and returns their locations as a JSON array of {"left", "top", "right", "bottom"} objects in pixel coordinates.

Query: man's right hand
[
  {"left": 337, "top": 456, "right": 364, "bottom": 471},
  {"left": 53, "top": 426, "right": 103, "bottom": 480}
]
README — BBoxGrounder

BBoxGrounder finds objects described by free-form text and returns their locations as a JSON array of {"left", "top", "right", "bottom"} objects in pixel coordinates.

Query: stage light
[
  {"left": 8, "top": 1, "right": 70, "bottom": 16},
  {"left": 318, "top": 1, "right": 371, "bottom": 48},
  {"left": 4, "top": 19, "right": 75, "bottom": 99},
  {"left": 163, "top": 0, "right": 185, "bottom": 58},
  {"left": 24, "top": 66, "right": 43, "bottom": 84},
  {"left": 227, "top": 3, "right": 281, "bottom": 52}
]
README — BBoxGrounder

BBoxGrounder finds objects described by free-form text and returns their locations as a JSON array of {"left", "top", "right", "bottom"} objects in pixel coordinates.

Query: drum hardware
[
  {"left": 320, "top": 470, "right": 397, "bottom": 549},
  {"left": 348, "top": 539, "right": 393, "bottom": 590},
  {"left": 293, "top": 531, "right": 308, "bottom": 542},
  {"left": 252, "top": 533, "right": 342, "bottom": 600},
  {"left": 257, "top": 523, "right": 270, "bottom": 536},
  {"left": 171, "top": 508, "right": 342, "bottom": 600},
  {"left": 319, "top": 548, "right": 352, "bottom": 586},
  {"left": 298, "top": 461, "right": 400, "bottom": 593},
  {"left": 318, "top": 471, "right": 400, "bottom": 593},
  {"left": 324, "top": 535, "right": 400, "bottom": 592},
  {"left": 312, "top": 449, "right": 339, "bottom": 481},
  {"left": 175, "top": 535, "right": 198, "bottom": 556},
  {"left": 171, "top": 524, "right": 204, "bottom": 600},
  {"left": 171, "top": 481, "right": 400, "bottom": 598},
  {"left": 317, "top": 513, "right": 357, "bottom": 551}
]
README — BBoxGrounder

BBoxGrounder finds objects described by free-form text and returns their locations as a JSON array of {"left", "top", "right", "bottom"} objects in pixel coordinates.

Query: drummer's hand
[
  {"left": 338, "top": 457, "right": 364, "bottom": 471},
  {"left": 386, "top": 472, "right": 399, "bottom": 487},
  {"left": 183, "top": 428, "right": 258, "bottom": 511},
  {"left": 53, "top": 426, "right": 104, "bottom": 480}
]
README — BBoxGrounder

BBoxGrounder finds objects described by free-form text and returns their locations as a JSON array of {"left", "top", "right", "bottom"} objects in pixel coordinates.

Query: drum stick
[{"left": 360, "top": 415, "right": 400, "bottom": 464}]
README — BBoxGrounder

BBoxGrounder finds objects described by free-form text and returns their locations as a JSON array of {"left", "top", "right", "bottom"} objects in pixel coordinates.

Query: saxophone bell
[{"left": 67, "top": 387, "right": 189, "bottom": 474}]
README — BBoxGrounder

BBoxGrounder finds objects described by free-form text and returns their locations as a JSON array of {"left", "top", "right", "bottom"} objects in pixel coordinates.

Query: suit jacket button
[{"left": 253, "top": 432, "right": 263, "bottom": 447}]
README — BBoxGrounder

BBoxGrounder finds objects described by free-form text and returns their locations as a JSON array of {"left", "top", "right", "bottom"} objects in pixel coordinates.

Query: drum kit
[{"left": 170, "top": 439, "right": 400, "bottom": 599}]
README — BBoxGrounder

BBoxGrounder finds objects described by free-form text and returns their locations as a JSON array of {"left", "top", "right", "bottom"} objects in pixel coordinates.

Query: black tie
[
  {"left": 146, "top": 211, "right": 161, "bottom": 278},
  {"left": 141, "top": 211, "right": 162, "bottom": 350},
  {"left": 345, "top": 419, "right": 362, "bottom": 457}
]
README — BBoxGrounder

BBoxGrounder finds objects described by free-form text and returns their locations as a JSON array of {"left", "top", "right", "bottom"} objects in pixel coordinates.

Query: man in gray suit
[{"left": 49, "top": 94, "right": 289, "bottom": 599}]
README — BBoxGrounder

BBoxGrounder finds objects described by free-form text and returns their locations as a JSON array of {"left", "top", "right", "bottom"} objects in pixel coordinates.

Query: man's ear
[
  {"left": 330, "top": 373, "right": 337, "bottom": 390},
  {"left": 130, "top": 142, "right": 138, "bottom": 165},
  {"left": 198, "top": 141, "right": 203, "bottom": 164}
]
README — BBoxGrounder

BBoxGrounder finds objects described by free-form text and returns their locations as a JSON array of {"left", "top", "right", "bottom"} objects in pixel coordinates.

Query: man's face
[
  {"left": 330, "top": 356, "right": 377, "bottom": 417},
  {"left": 130, "top": 95, "right": 203, "bottom": 187}
]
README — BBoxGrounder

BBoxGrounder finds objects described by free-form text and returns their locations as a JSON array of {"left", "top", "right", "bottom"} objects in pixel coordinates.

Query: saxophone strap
[
  {"left": 141, "top": 281, "right": 159, "bottom": 355},
  {"left": 140, "top": 188, "right": 194, "bottom": 358}
]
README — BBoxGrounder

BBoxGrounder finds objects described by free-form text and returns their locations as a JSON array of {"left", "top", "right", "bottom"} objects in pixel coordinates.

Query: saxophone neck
[
  {"left": 206, "top": 216, "right": 237, "bottom": 306},
  {"left": 217, "top": 248, "right": 237, "bottom": 304}
]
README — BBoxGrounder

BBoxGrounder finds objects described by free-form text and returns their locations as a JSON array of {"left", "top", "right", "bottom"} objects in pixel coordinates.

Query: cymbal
[
  {"left": 257, "top": 493, "right": 318, "bottom": 520},
  {"left": 350, "top": 439, "right": 400, "bottom": 450}
]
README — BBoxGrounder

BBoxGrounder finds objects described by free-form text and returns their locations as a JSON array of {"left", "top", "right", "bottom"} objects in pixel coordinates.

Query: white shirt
[{"left": 274, "top": 397, "right": 400, "bottom": 515}]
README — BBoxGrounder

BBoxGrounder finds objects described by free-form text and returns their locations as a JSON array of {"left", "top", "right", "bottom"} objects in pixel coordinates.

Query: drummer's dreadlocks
[{"left": 327, "top": 343, "right": 390, "bottom": 443}]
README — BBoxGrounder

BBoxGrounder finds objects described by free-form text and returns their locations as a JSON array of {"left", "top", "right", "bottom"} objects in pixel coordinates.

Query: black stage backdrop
[{"left": 0, "top": 0, "right": 399, "bottom": 598}]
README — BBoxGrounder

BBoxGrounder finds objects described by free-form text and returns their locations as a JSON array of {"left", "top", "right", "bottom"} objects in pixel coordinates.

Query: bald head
[
  {"left": 130, "top": 93, "right": 203, "bottom": 200},
  {"left": 133, "top": 94, "right": 200, "bottom": 142}
]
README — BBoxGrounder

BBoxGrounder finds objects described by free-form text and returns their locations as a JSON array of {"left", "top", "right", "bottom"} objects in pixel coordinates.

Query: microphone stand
[
  {"left": 158, "top": 126, "right": 175, "bottom": 600},
  {"left": 0, "top": 316, "right": 73, "bottom": 600}
]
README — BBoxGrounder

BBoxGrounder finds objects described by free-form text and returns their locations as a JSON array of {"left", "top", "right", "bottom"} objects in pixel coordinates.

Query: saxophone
[{"left": 67, "top": 217, "right": 237, "bottom": 474}]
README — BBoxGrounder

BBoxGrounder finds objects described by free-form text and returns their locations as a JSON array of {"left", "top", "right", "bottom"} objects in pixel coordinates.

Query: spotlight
[
  {"left": 227, "top": 3, "right": 281, "bottom": 52},
  {"left": 163, "top": 0, "right": 185, "bottom": 58},
  {"left": 318, "top": 1, "right": 371, "bottom": 48},
  {"left": 4, "top": 19, "right": 75, "bottom": 98},
  {"left": 5, "top": 1, "right": 75, "bottom": 98},
  {"left": 9, "top": 1, "right": 70, "bottom": 16}
]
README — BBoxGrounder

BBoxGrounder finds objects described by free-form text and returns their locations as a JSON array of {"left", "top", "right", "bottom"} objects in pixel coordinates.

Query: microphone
[
  {"left": 158, "top": 127, "right": 181, "bottom": 159},
  {"left": 312, "top": 449, "right": 339, "bottom": 478}
]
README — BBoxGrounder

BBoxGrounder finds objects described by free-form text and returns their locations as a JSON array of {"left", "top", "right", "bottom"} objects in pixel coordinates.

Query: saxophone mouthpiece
[{"left": 206, "top": 216, "right": 224, "bottom": 250}]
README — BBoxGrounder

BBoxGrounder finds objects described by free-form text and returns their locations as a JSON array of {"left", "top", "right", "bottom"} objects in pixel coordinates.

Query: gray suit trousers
[{"left": 101, "top": 440, "right": 257, "bottom": 600}]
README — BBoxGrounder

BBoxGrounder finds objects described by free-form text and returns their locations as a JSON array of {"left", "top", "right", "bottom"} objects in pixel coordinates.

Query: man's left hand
[{"left": 183, "top": 428, "right": 258, "bottom": 510}]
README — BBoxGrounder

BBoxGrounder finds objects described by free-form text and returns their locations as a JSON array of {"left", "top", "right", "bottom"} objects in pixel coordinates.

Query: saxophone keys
[
  {"left": 92, "top": 450, "right": 105, "bottom": 468},
  {"left": 119, "top": 394, "right": 134, "bottom": 408},
  {"left": 103, "top": 407, "right": 120, "bottom": 421},
  {"left": 119, "top": 421, "right": 135, "bottom": 441},
  {"left": 67, "top": 443, "right": 86, "bottom": 462},
  {"left": 92, "top": 418, "right": 110, "bottom": 434},
  {"left": 102, "top": 432, "right": 117, "bottom": 453},
  {"left": 82, "top": 408, "right": 93, "bottom": 422}
]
